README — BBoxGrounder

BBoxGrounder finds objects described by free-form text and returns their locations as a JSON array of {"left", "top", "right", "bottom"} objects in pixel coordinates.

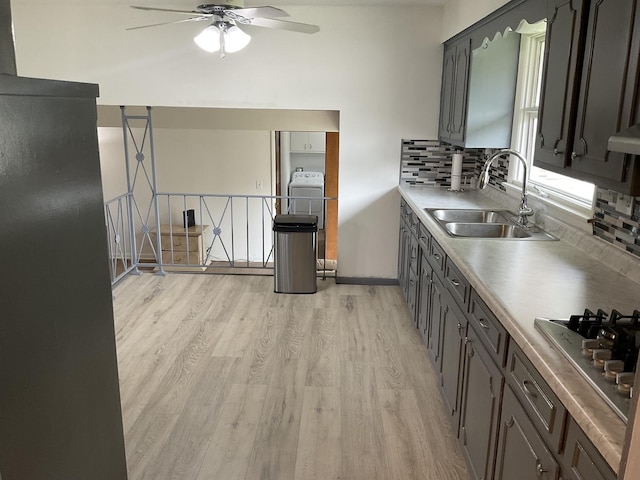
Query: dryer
[{"left": 288, "top": 171, "right": 325, "bottom": 228}]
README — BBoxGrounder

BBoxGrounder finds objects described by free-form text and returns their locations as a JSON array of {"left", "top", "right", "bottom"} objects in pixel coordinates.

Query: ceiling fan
[{"left": 129, "top": 1, "right": 320, "bottom": 58}]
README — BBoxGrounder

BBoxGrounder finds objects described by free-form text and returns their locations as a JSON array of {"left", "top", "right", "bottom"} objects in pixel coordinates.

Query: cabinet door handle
[
  {"left": 553, "top": 148, "right": 562, "bottom": 156},
  {"left": 523, "top": 380, "right": 538, "bottom": 398},
  {"left": 433, "top": 253, "right": 441, "bottom": 261},
  {"left": 571, "top": 151, "right": 581, "bottom": 160},
  {"left": 536, "top": 460, "right": 547, "bottom": 478},
  {"left": 478, "top": 319, "right": 490, "bottom": 330},
  {"left": 450, "top": 278, "right": 460, "bottom": 287}
]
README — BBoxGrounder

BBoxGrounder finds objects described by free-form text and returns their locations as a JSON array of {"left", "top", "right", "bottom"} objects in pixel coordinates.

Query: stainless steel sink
[
  {"left": 425, "top": 208, "right": 557, "bottom": 241},
  {"left": 428, "top": 209, "right": 511, "bottom": 223},
  {"left": 445, "top": 223, "right": 531, "bottom": 238}
]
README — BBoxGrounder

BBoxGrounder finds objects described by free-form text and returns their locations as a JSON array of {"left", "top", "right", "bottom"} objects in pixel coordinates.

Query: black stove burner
[{"left": 567, "top": 308, "right": 609, "bottom": 337}]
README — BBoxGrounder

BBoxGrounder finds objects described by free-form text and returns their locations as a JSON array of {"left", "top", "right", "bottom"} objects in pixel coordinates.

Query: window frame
[{"left": 507, "top": 29, "right": 595, "bottom": 225}]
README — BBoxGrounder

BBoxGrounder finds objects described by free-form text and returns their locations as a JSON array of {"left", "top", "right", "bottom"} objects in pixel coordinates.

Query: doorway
[{"left": 274, "top": 131, "right": 339, "bottom": 265}]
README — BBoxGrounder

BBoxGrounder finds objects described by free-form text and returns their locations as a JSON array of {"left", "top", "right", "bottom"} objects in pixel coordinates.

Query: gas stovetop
[{"left": 534, "top": 309, "right": 640, "bottom": 424}]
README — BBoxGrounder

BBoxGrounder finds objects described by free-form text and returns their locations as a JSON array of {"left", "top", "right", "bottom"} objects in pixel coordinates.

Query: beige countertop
[{"left": 399, "top": 184, "right": 640, "bottom": 473}]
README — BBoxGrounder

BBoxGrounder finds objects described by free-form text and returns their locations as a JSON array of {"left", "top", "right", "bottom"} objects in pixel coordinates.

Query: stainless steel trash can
[{"left": 273, "top": 214, "right": 318, "bottom": 294}]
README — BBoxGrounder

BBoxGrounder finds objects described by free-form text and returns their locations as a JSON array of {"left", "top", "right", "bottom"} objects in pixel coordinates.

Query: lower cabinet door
[
  {"left": 407, "top": 268, "right": 419, "bottom": 325},
  {"left": 427, "top": 273, "right": 445, "bottom": 369},
  {"left": 495, "top": 385, "right": 561, "bottom": 480},
  {"left": 417, "top": 257, "right": 432, "bottom": 342},
  {"left": 459, "top": 325, "right": 504, "bottom": 480},
  {"left": 439, "top": 289, "right": 467, "bottom": 432},
  {"left": 562, "top": 418, "right": 616, "bottom": 480}
]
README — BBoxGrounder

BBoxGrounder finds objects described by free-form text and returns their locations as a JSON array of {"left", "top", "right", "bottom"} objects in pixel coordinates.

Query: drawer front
[
  {"left": 162, "top": 234, "right": 201, "bottom": 252},
  {"left": 427, "top": 238, "right": 446, "bottom": 278},
  {"left": 562, "top": 418, "right": 616, "bottom": 480},
  {"left": 506, "top": 343, "right": 567, "bottom": 452},
  {"left": 469, "top": 290, "right": 508, "bottom": 366},
  {"left": 161, "top": 249, "right": 203, "bottom": 265},
  {"left": 444, "top": 258, "right": 470, "bottom": 309},
  {"left": 418, "top": 222, "right": 430, "bottom": 253}
]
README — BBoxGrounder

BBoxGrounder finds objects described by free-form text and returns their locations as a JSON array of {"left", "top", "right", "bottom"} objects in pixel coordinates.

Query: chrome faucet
[{"left": 478, "top": 148, "right": 534, "bottom": 227}]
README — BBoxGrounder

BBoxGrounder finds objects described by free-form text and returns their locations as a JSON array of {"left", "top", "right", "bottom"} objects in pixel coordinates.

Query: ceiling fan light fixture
[
  {"left": 223, "top": 25, "right": 251, "bottom": 53},
  {"left": 194, "top": 25, "right": 221, "bottom": 52}
]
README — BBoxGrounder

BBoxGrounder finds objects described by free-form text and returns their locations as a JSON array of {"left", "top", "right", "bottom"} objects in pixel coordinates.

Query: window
[{"left": 510, "top": 25, "right": 595, "bottom": 210}]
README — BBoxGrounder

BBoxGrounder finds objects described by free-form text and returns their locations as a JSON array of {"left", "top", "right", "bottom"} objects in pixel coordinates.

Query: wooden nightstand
[{"left": 153, "top": 224, "right": 213, "bottom": 272}]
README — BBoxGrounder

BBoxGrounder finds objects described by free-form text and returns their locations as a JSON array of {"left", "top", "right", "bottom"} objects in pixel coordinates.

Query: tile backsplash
[
  {"left": 593, "top": 188, "right": 640, "bottom": 257},
  {"left": 400, "top": 140, "right": 483, "bottom": 188}
]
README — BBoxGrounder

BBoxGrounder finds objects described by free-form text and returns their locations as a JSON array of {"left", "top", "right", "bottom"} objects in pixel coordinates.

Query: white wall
[
  {"left": 11, "top": 3, "right": 444, "bottom": 279},
  {"left": 441, "top": 0, "right": 510, "bottom": 41}
]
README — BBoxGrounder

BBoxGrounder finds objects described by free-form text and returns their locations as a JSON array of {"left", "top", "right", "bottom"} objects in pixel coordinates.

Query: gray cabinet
[
  {"left": 459, "top": 292, "right": 506, "bottom": 480},
  {"left": 562, "top": 418, "right": 617, "bottom": 480},
  {"left": 398, "top": 200, "right": 420, "bottom": 326},
  {"left": 459, "top": 324, "right": 504, "bottom": 480},
  {"left": 439, "top": 32, "right": 521, "bottom": 149},
  {"left": 418, "top": 253, "right": 432, "bottom": 342},
  {"left": 424, "top": 237, "right": 447, "bottom": 366},
  {"left": 398, "top": 201, "right": 411, "bottom": 298},
  {"left": 495, "top": 385, "right": 561, "bottom": 480},
  {"left": 536, "top": 0, "right": 640, "bottom": 195},
  {"left": 0, "top": 75, "right": 127, "bottom": 478},
  {"left": 439, "top": 38, "right": 471, "bottom": 145},
  {"left": 439, "top": 289, "right": 468, "bottom": 431}
]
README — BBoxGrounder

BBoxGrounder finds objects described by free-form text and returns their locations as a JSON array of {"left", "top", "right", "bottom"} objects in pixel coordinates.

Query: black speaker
[{"left": 183, "top": 209, "right": 195, "bottom": 228}]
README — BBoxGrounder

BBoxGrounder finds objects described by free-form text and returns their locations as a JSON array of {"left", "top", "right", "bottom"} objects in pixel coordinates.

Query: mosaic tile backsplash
[
  {"left": 593, "top": 188, "right": 640, "bottom": 257},
  {"left": 400, "top": 140, "right": 484, "bottom": 188}
]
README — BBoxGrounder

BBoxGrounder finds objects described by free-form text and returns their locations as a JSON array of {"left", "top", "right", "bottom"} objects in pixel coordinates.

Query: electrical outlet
[
  {"left": 616, "top": 193, "right": 634, "bottom": 216},
  {"left": 256, "top": 180, "right": 263, "bottom": 190}
]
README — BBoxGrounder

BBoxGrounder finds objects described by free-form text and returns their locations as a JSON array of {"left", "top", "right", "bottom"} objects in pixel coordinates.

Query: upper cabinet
[
  {"left": 439, "top": 34, "right": 521, "bottom": 149},
  {"left": 439, "top": 38, "right": 471, "bottom": 145},
  {"left": 438, "top": 0, "right": 546, "bottom": 149},
  {"left": 290, "top": 131, "right": 325, "bottom": 153},
  {"left": 535, "top": 0, "right": 640, "bottom": 195}
]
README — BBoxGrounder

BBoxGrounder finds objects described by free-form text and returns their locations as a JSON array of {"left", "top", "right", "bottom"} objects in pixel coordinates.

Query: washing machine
[{"left": 288, "top": 171, "right": 325, "bottom": 229}]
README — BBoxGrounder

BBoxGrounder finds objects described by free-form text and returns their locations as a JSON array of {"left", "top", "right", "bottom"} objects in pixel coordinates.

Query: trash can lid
[{"left": 273, "top": 214, "right": 318, "bottom": 231}]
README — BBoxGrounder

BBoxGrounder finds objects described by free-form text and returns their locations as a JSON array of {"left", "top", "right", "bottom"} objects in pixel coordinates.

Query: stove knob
[
  {"left": 581, "top": 339, "right": 599, "bottom": 358},
  {"left": 592, "top": 349, "right": 612, "bottom": 368},
  {"left": 603, "top": 360, "right": 625, "bottom": 383},
  {"left": 616, "top": 372, "right": 635, "bottom": 397}
]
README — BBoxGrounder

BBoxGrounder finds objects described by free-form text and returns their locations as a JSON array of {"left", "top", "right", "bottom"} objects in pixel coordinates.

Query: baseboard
[{"left": 335, "top": 276, "right": 399, "bottom": 286}]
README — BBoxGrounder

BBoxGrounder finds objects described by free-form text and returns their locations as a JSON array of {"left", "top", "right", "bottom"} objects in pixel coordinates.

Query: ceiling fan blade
[
  {"left": 126, "top": 16, "right": 209, "bottom": 31},
  {"left": 248, "top": 17, "right": 320, "bottom": 34},
  {"left": 130, "top": 5, "right": 210, "bottom": 16},
  {"left": 231, "top": 6, "right": 289, "bottom": 19}
]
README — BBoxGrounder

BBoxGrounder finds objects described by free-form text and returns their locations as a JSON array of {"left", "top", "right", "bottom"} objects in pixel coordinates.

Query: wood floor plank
[
  {"left": 132, "top": 356, "right": 237, "bottom": 480},
  {"left": 338, "top": 296, "right": 375, "bottom": 364},
  {"left": 370, "top": 308, "right": 408, "bottom": 390},
  {"left": 340, "top": 361, "right": 390, "bottom": 480},
  {"left": 196, "top": 384, "right": 269, "bottom": 480},
  {"left": 293, "top": 386, "right": 342, "bottom": 480},
  {"left": 379, "top": 388, "right": 435, "bottom": 480},
  {"left": 304, "top": 309, "right": 340, "bottom": 387},
  {"left": 399, "top": 343, "right": 470, "bottom": 479},
  {"left": 244, "top": 357, "right": 307, "bottom": 480},
  {"left": 211, "top": 292, "right": 264, "bottom": 357}
]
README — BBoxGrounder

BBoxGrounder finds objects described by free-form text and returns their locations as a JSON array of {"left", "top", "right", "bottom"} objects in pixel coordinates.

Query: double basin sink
[{"left": 426, "top": 208, "right": 557, "bottom": 241}]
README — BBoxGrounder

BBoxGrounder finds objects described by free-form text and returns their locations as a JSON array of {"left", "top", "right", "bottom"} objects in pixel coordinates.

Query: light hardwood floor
[{"left": 113, "top": 273, "right": 470, "bottom": 480}]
